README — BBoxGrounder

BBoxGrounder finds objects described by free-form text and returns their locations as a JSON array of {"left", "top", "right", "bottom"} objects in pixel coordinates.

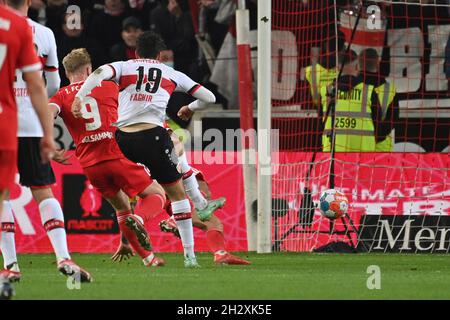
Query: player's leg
[
  {"left": 83, "top": 160, "right": 164, "bottom": 266},
  {"left": 0, "top": 201, "right": 21, "bottom": 281},
  {"left": 196, "top": 180, "right": 250, "bottom": 265},
  {"left": 31, "top": 188, "right": 70, "bottom": 260},
  {"left": 160, "top": 179, "right": 250, "bottom": 265},
  {"left": 117, "top": 159, "right": 166, "bottom": 223},
  {"left": 203, "top": 216, "right": 250, "bottom": 265},
  {"left": 0, "top": 150, "right": 20, "bottom": 296},
  {"left": 171, "top": 132, "right": 225, "bottom": 217},
  {"left": 17, "top": 137, "right": 91, "bottom": 281},
  {"left": 162, "top": 182, "right": 199, "bottom": 267},
  {"left": 115, "top": 127, "right": 199, "bottom": 267},
  {"left": 104, "top": 190, "right": 164, "bottom": 267}
]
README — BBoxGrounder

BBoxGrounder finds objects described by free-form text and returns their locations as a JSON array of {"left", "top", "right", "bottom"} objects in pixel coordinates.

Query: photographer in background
[{"left": 110, "top": 16, "right": 144, "bottom": 61}]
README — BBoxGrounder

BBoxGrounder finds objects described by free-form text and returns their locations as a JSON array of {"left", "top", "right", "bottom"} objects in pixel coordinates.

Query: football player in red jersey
[
  {"left": 0, "top": 0, "right": 56, "bottom": 298},
  {"left": 113, "top": 125, "right": 250, "bottom": 265},
  {"left": 72, "top": 32, "right": 218, "bottom": 268},
  {"left": 49, "top": 48, "right": 166, "bottom": 267},
  {"left": 1, "top": 0, "right": 88, "bottom": 284}
]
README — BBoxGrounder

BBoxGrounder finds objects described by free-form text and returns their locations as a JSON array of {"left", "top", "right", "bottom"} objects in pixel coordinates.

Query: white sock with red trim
[
  {"left": 179, "top": 153, "right": 208, "bottom": 210},
  {"left": 39, "top": 198, "right": 70, "bottom": 262},
  {"left": 171, "top": 199, "right": 195, "bottom": 259},
  {"left": 1, "top": 201, "right": 18, "bottom": 269}
]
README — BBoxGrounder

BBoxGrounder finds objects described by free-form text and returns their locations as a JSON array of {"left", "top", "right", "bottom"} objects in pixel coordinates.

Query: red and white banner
[
  {"left": 10, "top": 151, "right": 449, "bottom": 253},
  {"left": 273, "top": 152, "right": 450, "bottom": 252},
  {"left": 11, "top": 151, "right": 247, "bottom": 254}
]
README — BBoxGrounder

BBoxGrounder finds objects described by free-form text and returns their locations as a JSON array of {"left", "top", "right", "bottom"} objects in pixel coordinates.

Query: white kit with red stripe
[
  {"left": 15, "top": 18, "right": 59, "bottom": 137},
  {"left": 108, "top": 59, "right": 202, "bottom": 128}
]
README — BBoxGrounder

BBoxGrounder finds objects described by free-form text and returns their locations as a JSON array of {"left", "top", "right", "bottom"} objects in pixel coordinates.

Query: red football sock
[
  {"left": 206, "top": 229, "right": 226, "bottom": 254},
  {"left": 165, "top": 198, "right": 173, "bottom": 216},
  {"left": 134, "top": 194, "right": 166, "bottom": 222},
  {"left": 116, "top": 210, "right": 152, "bottom": 259}
]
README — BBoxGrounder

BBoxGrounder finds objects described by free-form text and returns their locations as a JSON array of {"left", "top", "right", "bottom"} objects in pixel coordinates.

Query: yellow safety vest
[
  {"left": 374, "top": 81, "right": 396, "bottom": 152},
  {"left": 304, "top": 63, "right": 336, "bottom": 106},
  {"left": 320, "top": 82, "right": 377, "bottom": 152}
]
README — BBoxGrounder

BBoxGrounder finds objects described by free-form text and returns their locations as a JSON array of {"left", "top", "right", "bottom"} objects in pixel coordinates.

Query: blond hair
[{"left": 62, "top": 48, "right": 91, "bottom": 74}]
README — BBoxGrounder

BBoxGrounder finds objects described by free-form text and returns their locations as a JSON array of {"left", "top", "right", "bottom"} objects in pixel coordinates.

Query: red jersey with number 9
[
  {"left": 0, "top": 6, "right": 42, "bottom": 150},
  {"left": 49, "top": 80, "right": 124, "bottom": 168}
]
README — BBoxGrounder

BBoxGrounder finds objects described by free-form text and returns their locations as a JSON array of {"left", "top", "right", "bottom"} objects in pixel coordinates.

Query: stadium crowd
[{"left": 26, "top": 0, "right": 257, "bottom": 116}]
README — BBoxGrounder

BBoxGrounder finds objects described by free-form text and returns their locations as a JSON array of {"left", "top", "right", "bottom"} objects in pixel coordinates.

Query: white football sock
[
  {"left": 1, "top": 201, "right": 18, "bottom": 269},
  {"left": 183, "top": 174, "right": 208, "bottom": 210},
  {"left": 39, "top": 198, "right": 71, "bottom": 262},
  {"left": 179, "top": 153, "right": 208, "bottom": 210},
  {"left": 178, "top": 152, "right": 191, "bottom": 174},
  {"left": 171, "top": 199, "right": 195, "bottom": 259}
]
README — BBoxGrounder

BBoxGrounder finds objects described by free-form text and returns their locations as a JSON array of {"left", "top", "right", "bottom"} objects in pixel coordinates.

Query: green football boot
[
  {"left": 196, "top": 197, "right": 226, "bottom": 221},
  {"left": 184, "top": 256, "right": 201, "bottom": 268}
]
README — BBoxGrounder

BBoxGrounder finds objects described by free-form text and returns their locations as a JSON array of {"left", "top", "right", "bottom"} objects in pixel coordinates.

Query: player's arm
[
  {"left": 173, "top": 70, "right": 216, "bottom": 120},
  {"left": 371, "top": 90, "right": 397, "bottom": 143},
  {"left": 72, "top": 63, "right": 119, "bottom": 118},
  {"left": 43, "top": 29, "right": 61, "bottom": 98}
]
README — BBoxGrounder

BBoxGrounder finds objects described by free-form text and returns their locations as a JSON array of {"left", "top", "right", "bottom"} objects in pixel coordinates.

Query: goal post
[
  {"left": 256, "top": 0, "right": 272, "bottom": 253},
  {"left": 252, "top": 0, "right": 450, "bottom": 253},
  {"left": 236, "top": 1, "right": 257, "bottom": 251}
]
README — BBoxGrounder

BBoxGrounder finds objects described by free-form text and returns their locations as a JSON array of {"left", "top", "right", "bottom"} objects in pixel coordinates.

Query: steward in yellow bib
[
  {"left": 358, "top": 49, "right": 397, "bottom": 151},
  {"left": 320, "top": 49, "right": 396, "bottom": 152},
  {"left": 303, "top": 33, "right": 345, "bottom": 107}
]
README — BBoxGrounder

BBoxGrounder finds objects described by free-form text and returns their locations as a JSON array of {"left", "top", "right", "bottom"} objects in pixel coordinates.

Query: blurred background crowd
[
  {"left": 26, "top": 0, "right": 449, "bottom": 127},
  {"left": 27, "top": 0, "right": 257, "bottom": 118}
]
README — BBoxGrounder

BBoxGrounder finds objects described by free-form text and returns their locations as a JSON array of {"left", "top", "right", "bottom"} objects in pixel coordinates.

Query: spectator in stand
[
  {"left": 89, "top": 0, "right": 130, "bottom": 51},
  {"left": 58, "top": 12, "right": 107, "bottom": 86},
  {"left": 45, "top": 0, "right": 68, "bottom": 33},
  {"left": 110, "top": 16, "right": 144, "bottom": 61},
  {"left": 197, "top": 0, "right": 231, "bottom": 54},
  {"left": 149, "top": 0, "right": 199, "bottom": 79},
  {"left": 128, "top": 0, "right": 159, "bottom": 30},
  {"left": 159, "top": 48, "right": 175, "bottom": 67},
  {"left": 28, "top": 0, "right": 46, "bottom": 24}
]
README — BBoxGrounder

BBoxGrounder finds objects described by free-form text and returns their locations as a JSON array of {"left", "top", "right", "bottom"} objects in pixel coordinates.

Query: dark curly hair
[{"left": 136, "top": 31, "right": 167, "bottom": 59}]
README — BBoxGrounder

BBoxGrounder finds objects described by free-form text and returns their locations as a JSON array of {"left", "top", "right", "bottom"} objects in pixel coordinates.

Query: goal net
[{"left": 266, "top": 0, "right": 450, "bottom": 253}]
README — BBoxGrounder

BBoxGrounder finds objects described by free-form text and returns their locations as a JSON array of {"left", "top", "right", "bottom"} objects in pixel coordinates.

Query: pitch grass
[{"left": 8, "top": 252, "right": 450, "bottom": 300}]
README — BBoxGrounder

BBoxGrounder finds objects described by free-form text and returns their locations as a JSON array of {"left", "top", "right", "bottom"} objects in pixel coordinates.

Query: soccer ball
[{"left": 319, "top": 189, "right": 348, "bottom": 219}]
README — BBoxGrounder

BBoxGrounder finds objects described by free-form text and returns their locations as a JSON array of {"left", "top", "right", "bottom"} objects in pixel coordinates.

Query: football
[{"left": 319, "top": 189, "right": 349, "bottom": 219}]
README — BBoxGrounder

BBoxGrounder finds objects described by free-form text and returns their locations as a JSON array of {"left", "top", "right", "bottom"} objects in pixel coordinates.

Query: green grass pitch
[{"left": 7, "top": 252, "right": 450, "bottom": 300}]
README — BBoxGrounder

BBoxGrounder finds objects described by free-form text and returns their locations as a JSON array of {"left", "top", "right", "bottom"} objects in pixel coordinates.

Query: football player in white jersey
[
  {"left": 0, "top": 0, "right": 91, "bottom": 283},
  {"left": 73, "top": 31, "right": 217, "bottom": 268}
]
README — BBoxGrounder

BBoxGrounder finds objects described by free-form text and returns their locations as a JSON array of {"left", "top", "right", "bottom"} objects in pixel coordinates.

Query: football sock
[
  {"left": 179, "top": 153, "right": 208, "bottom": 210},
  {"left": 178, "top": 152, "right": 191, "bottom": 174},
  {"left": 1, "top": 201, "right": 18, "bottom": 268},
  {"left": 116, "top": 210, "right": 153, "bottom": 259},
  {"left": 134, "top": 193, "right": 166, "bottom": 222},
  {"left": 39, "top": 198, "right": 71, "bottom": 262},
  {"left": 206, "top": 229, "right": 227, "bottom": 255},
  {"left": 171, "top": 199, "right": 195, "bottom": 259}
]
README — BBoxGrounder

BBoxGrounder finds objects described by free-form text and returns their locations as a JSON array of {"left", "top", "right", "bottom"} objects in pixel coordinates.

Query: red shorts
[
  {"left": 0, "top": 150, "right": 17, "bottom": 191},
  {"left": 83, "top": 157, "right": 153, "bottom": 199}
]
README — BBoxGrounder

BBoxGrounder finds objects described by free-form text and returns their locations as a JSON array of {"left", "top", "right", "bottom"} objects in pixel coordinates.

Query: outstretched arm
[
  {"left": 75, "top": 65, "right": 115, "bottom": 100},
  {"left": 72, "top": 65, "right": 116, "bottom": 118},
  {"left": 177, "top": 86, "right": 216, "bottom": 121},
  {"left": 173, "top": 70, "right": 216, "bottom": 120}
]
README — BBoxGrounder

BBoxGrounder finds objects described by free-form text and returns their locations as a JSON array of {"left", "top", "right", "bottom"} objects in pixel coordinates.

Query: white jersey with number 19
[{"left": 108, "top": 59, "right": 201, "bottom": 128}]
